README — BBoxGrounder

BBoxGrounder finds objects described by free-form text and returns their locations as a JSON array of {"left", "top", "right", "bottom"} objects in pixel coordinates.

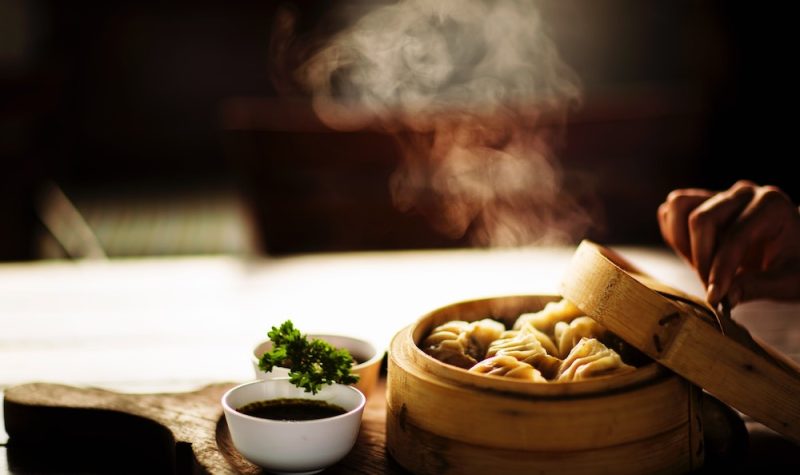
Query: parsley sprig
[{"left": 258, "top": 320, "right": 359, "bottom": 394}]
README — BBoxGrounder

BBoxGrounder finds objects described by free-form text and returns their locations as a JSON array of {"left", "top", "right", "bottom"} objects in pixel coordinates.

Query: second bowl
[{"left": 252, "top": 334, "right": 383, "bottom": 398}]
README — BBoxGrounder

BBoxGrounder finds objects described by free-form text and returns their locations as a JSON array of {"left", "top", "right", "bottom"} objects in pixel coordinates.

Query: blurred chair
[
  {"left": 33, "top": 181, "right": 259, "bottom": 259},
  {"left": 35, "top": 181, "right": 108, "bottom": 259}
]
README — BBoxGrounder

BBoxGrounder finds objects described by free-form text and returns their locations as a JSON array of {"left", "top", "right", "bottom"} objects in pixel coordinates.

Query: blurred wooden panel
[{"left": 223, "top": 98, "right": 468, "bottom": 254}]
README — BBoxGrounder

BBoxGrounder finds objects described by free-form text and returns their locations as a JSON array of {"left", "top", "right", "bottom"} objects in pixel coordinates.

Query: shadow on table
[{"left": 2, "top": 408, "right": 179, "bottom": 474}]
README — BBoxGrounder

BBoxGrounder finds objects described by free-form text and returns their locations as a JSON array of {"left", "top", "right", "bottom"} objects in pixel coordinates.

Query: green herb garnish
[{"left": 258, "top": 320, "right": 359, "bottom": 394}]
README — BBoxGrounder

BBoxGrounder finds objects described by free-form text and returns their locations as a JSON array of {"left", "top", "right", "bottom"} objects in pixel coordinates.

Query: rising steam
[{"left": 291, "top": 0, "right": 590, "bottom": 246}]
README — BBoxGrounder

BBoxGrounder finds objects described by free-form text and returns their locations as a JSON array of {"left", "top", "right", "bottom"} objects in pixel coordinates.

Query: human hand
[{"left": 658, "top": 180, "right": 800, "bottom": 307}]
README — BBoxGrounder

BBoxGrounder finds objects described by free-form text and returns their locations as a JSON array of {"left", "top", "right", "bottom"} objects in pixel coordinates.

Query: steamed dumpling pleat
[
  {"left": 557, "top": 338, "right": 635, "bottom": 382},
  {"left": 512, "top": 299, "right": 583, "bottom": 333},
  {"left": 553, "top": 316, "right": 607, "bottom": 358},
  {"left": 469, "top": 355, "right": 547, "bottom": 382},
  {"left": 458, "top": 318, "right": 506, "bottom": 362},
  {"left": 422, "top": 319, "right": 505, "bottom": 369},
  {"left": 514, "top": 323, "right": 559, "bottom": 356},
  {"left": 486, "top": 331, "right": 562, "bottom": 379},
  {"left": 422, "top": 320, "right": 477, "bottom": 369}
]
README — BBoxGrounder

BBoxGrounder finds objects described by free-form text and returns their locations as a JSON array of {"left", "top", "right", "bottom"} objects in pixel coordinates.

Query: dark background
[{"left": 1, "top": 0, "right": 797, "bottom": 259}]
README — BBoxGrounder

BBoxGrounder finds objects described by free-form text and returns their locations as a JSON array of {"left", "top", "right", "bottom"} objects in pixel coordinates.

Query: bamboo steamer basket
[
  {"left": 386, "top": 241, "right": 800, "bottom": 474},
  {"left": 387, "top": 295, "right": 703, "bottom": 474}
]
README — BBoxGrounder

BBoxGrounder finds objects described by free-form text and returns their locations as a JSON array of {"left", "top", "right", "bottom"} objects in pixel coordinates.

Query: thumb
[{"left": 729, "top": 268, "right": 800, "bottom": 306}]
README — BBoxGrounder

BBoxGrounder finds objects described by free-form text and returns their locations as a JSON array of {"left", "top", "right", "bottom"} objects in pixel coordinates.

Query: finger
[
  {"left": 658, "top": 189, "right": 714, "bottom": 262},
  {"left": 707, "top": 187, "right": 794, "bottom": 305},
  {"left": 730, "top": 179, "right": 758, "bottom": 190},
  {"left": 688, "top": 185, "right": 755, "bottom": 286}
]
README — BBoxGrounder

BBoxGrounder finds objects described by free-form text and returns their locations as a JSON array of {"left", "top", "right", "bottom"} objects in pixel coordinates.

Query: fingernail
[{"left": 706, "top": 283, "right": 719, "bottom": 306}]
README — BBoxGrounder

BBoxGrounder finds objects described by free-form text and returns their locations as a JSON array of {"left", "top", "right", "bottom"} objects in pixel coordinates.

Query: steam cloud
[{"left": 292, "top": 0, "right": 590, "bottom": 246}]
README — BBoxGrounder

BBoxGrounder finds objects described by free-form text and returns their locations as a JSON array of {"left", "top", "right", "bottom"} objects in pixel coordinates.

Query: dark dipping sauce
[{"left": 238, "top": 398, "right": 346, "bottom": 421}]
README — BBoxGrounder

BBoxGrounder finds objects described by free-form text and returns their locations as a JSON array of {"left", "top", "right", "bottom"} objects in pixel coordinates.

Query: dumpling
[
  {"left": 422, "top": 319, "right": 505, "bottom": 369},
  {"left": 458, "top": 318, "right": 506, "bottom": 361},
  {"left": 514, "top": 323, "right": 559, "bottom": 356},
  {"left": 422, "top": 300, "right": 638, "bottom": 384},
  {"left": 421, "top": 320, "right": 477, "bottom": 369},
  {"left": 553, "top": 316, "right": 607, "bottom": 358},
  {"left": 486, "top": 331, "right": 562, "bottom": 379},
  {"left": 469, "top": 355, "right": 547, "bottom": 382},
  {"left": 512, "top": 299, "right": 583, "bottom": 333},
  {"left": 556, "top": 338, "right": 635, "bottom": 382}
]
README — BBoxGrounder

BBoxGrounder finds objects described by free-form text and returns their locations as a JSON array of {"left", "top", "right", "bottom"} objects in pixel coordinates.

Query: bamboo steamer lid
[{"left": 560, "top": 240, "right": 800, "bottom": 445}]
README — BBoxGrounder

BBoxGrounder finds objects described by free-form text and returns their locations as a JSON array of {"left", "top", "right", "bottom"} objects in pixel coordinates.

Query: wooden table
[{"left": 1, "top": 247, "right": 798, "bottom": 473}]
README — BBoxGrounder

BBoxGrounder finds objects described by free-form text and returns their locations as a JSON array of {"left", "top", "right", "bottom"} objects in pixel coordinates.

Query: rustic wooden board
[
  {"left": 1, "top": 380, "right": 750, "bottom": 473},
  {"left": 2, "top": 380, "right": 407, "bottom": 474}
]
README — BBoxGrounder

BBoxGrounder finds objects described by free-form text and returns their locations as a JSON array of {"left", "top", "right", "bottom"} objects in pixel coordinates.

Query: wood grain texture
[
  {"left": 561, "top": 240, "right": 800, "bottom": 445},
  {"left": 3, "top": 380, "right": 403, "bottom": 474},
  {"left": 386, "top": 406, "right": 694, "bottom": 475},
  {"left": 4, "top": 382, "right": 233, "bottom": 473}
]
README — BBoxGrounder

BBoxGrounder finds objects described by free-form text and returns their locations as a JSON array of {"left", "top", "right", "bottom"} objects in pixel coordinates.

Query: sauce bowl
[{"left": 221, "top": 378, "right": 366, "bottom": 474}]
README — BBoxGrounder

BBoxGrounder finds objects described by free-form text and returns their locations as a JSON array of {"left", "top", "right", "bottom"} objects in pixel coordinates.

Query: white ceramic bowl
[
  {"left": 252, "top": 334, "right": 383, "bottom": 398},
  {"left": 222, "top": 378, "right": 366, "bottom": 474}
]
